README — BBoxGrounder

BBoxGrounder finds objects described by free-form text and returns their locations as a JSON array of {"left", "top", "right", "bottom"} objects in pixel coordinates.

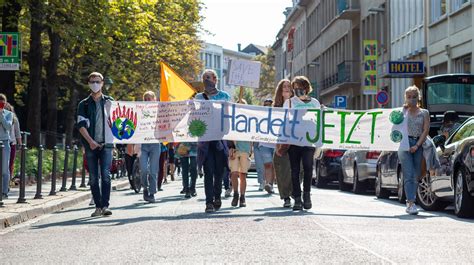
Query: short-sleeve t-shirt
[
  {"left": 195, "top": 90, "right": 231, "bottom": 101},
  {"left": 283, "top": 97, "right": 321, "bottom": 109}
]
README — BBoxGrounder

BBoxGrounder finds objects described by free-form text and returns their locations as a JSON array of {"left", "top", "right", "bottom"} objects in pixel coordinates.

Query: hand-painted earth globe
[
  {"left": 389, "top": 110, "right": 404, "bottom": 125},
  {"left": 111, "top": 118, "right": 135, "bottom": 140}
]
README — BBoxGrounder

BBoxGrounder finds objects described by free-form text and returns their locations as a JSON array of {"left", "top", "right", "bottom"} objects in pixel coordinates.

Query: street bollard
[
  {"left": 60, "top": 146, "right": 70, "bottom": 192},
  {"left": 69, "top": 145, "right": 78, "bottom": 190},
  {"left": 17, "top": 143, "right": 27, "bottom": 203},
  {"left": 80, "top": 152, "right": 86, "bottom": 188},
  {"left": 49, "top": 146, "right": 58, "bottom": 195},
  {"left": 0, "top": 142, "right": 4, "bottom": 206},
  {"left": 34, "top": 145, "right": 44, "bottom": 199}
]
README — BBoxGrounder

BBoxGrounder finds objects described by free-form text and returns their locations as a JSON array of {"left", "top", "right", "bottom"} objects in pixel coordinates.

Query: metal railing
[{"left": 321, "top": 61, "right": 360, "bottom": 91}]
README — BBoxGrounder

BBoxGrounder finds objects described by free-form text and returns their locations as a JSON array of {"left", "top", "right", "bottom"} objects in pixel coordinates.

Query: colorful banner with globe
[{"left": 105, "top": 100, "right": 410, "bottom": 151}]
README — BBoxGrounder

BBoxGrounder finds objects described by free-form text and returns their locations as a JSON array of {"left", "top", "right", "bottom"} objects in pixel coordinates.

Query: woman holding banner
[
  {"left": 284, "top": 76, "right": 320, "bottom": 211},
  {"left": 273, "top": 79, "right": 294, "bottom": 208},
  {"left": 398, "top": 86, "right": 430, "bottom": 215}
]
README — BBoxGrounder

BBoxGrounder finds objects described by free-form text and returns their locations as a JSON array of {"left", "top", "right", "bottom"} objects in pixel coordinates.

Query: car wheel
[
  {"left": 338, "top": 168, "right": 351, "bottom": 191},
  {"left": 454, "top": 168, "right": 474, "bottom": 218},
  {"left": 397, "top": 168, "right": 406, "bottom": 204},
  {"left": 375, "top": 166, "right": 390, "bottom": 199},
  {"left": 314, "top": 160, "right": 327, "bottom": 188},
  {"left": 352, "top": 165, "right": 365, "bottom": 194},
  {"left": 417, "top": 174, "right": 448, "bottom": 211}
]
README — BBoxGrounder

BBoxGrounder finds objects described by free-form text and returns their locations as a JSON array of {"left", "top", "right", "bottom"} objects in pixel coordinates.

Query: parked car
[
  {"left": 375, "top": 150, "right": 406, "bottom": 203},
  {"left": 340, "top": 150, "right": 381, "bottom": 193},
  {"left": 416, "top": 117, "right": 474, "bottom": 217},
  {"left": 313, "top": 149, "right": 345, "bottom": 188}
]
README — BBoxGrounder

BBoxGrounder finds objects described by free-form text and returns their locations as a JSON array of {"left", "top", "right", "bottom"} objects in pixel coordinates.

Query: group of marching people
[{"left": 78, "top": 70, "right": 321, "bottom": 216}]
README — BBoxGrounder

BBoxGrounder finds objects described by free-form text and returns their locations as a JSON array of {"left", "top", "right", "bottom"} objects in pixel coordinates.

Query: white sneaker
[
  {"left": 225, "top": 189, "right": 232, "bottom": 198},
  {"left": 405, "top": 204, "right": 419, "bottom": 215},
  {"left": 89, "top": 198, "right": 95, "bottom": 206}
]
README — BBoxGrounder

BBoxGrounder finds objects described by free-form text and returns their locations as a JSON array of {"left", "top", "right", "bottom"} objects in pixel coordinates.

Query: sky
[{"left": 199, "top": 0, "right": 292, "bottom": 51}]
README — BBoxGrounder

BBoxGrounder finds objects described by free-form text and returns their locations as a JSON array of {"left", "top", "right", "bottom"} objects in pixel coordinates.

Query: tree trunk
[
  {"left": 26, "top": 0, "right": 44, "bottom": 147},
  {"left": 45, "top": 27, "right": 61, "bottom": 149},
  {"left": 0, "top": 1, "right": 22, "bottom": 103}
]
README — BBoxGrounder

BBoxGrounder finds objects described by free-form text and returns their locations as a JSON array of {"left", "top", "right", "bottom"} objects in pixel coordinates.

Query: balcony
[
  {"left": 320, "top": 61, "right": 360, "bottom": 96},
  {"left": 337, "top": 0, "right": 360, "bottom": 20}
]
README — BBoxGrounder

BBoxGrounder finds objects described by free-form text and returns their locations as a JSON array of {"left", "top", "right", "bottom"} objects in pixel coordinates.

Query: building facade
[
  {"left": 199, "top": 43, "right": 224, "bottom": 90},
  {"left": 427, "top": 0, "right": 473, "bottom": 76}
]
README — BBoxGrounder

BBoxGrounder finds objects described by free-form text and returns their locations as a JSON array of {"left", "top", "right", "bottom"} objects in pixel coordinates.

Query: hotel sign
[{"left": 387, "top": 61, "right": 424, "bottom": 76}]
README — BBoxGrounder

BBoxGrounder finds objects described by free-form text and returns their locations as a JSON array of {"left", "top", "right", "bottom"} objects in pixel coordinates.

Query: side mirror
[{"left": 433, "top": 135, "right": 446, "bottom": 150}]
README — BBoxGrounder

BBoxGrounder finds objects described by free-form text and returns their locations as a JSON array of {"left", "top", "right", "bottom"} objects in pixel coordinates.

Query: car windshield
[
  {"left": 450, "top": 119, "right": 474, "bottom": 144},
  {"left": 427, "top": 82, "right": 474, "bottom": 105}
]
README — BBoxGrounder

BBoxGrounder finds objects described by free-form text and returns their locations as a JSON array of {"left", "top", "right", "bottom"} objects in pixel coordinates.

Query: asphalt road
[{"left": 2, "top": 176, "right": 473, "bottom": 264}]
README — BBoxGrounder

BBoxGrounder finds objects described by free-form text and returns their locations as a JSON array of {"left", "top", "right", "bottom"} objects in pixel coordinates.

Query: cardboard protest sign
[{"left": 227, "top": 59, "right": 261, "bottom": 88}]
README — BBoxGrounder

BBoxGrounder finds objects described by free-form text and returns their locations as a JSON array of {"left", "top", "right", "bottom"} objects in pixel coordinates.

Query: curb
[{"left": 1, "top": 180, "right": 130, "bottom": 230}]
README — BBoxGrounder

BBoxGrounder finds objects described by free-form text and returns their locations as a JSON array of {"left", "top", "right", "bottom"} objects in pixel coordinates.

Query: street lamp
[{"left": 104, "top": 77, "right": 114, "bottom": 91}]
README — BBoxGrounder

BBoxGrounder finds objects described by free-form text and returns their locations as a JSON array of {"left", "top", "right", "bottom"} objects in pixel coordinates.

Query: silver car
[{"left": 340, "top": 150, "right": 381, "bottom": 193}]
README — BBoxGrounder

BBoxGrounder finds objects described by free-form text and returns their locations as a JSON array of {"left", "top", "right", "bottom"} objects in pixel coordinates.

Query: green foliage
[
  {"left": 13, "top": 147, "right": 83, "bottom": 179},
  {"left": 254, "top": 48, "right": 276, "bottom": 101},
  {"left": 233, "top": 87, "right": 257, "bottom": 105}
]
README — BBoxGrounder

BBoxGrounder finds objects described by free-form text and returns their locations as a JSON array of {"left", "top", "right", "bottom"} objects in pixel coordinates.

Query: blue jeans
[
  {"left": 139, "top": 143, "right": 161, "bottom": 195},
  {"left": 85, "top": 146, "right": 112, "bottom": 208},
  {"left": 203, "top": 142, "right": 225, "bottom": 204},
  {"left": 181, "top": 156, "right": 197, "bottom": 191},
  {"left": 253, "top": 143, "right": 265, "bottom": 184},
  {"left": 1, "top": 140, "right": 10, "bottom": 195},
  {"left": 398, "top": 137, "right": 423, "bottom": 203}
]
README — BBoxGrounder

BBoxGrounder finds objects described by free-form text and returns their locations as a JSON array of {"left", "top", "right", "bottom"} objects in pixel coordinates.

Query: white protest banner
[
  {"left": 227, "top": 59, "right": 261, "bottom": 88},
  {"left": 105, "top": 100, "right": 410, "bottom": 151}
]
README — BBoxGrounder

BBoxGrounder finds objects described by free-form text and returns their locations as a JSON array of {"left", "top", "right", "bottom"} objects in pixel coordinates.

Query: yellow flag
[{"left": 160, "top": 62, "right": 196, "bottom": 101}]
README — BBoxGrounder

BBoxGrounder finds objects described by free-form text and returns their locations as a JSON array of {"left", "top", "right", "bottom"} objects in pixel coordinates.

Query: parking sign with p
[{"left": 334, "top": 95, "right": 347, "bottom": 109}]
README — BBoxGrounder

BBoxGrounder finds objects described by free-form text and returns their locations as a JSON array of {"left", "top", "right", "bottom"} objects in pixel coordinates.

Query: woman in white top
[{"left": 283, "top": 76, "right": 321, "bottom": 211}]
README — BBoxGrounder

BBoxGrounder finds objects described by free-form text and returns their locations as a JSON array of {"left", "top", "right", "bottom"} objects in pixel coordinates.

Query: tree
[
  {"left": 254, "top": 47, "right": 276, "bottom": 102},
  {"left": 233, "top": 87, "right": 257, "bottom": 105}
]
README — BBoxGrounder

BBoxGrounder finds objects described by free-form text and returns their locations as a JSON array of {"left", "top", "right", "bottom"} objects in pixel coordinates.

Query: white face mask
[{"left": 89, "top": 83, "right": 102, "bottom": 93}]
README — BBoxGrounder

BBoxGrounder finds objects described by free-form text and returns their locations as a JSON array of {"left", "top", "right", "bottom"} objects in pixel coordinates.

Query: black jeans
[
  {"left": 203, "top": 142, "right": 225, "bottom": 204},
  {"left": 288, "top": 145, "right": 315, "bottom": 198},
  {"left": 181, "top": 156, "right": 197, "bottom": 191}
]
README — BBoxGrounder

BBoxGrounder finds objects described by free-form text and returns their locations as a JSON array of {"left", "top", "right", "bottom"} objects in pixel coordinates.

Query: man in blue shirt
[{"left": 195, "top": 69, "right": 231, "bottom": 213}]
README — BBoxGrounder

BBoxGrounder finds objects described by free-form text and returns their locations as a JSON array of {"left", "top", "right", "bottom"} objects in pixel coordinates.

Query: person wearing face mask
[
  {"left": 283, "top": 76, "right": 320, "bottom": 211},
  {"left": 76, "top": 72, "right": 114, "bottom": 217},
  {"left": 195, "top": 69, "right": 231, "bottom": 213},
  {"left": 439, "top": 110, "right": 461, "bottom": 138},
  {"left": 398, "top": 85, "right": 430, "bottom": 215}
]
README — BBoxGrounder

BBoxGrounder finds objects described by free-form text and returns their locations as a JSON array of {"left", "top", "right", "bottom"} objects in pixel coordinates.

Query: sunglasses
[{"left": 89, "top": 81, "right": 102, "bottom": 84}]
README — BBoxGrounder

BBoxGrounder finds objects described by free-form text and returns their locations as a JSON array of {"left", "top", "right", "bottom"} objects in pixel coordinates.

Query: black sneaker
[
  {"left": 213, "top": 197, "right": 222, "bottom": 210},
  {"left": 303, "top": 192, "right": 312, "bottom": 210},
  {"left": 190, "top": 190, "right": 197, "bottom": 197},
  {"left": 146, "top": 194, "right": 156, "bottom": 203},
  {"left": 231, "top": 193, "right": 239, "bottom": 207},
  {"left": 180, "top": 189, "right": 185, "bottom": 194},
  {"left": 293, "top": 196, "right": 303, "bottom": 211},
  {"left": 283, "top": 197, "right": 291, "bottom": 208},
  {"left": 185, "top": 191, "right": 191, "bottom": 199},
  {"left": 205, "top": 203, "right": 215, "bottom": 213},
  {"left": 239, "top": 195, "right": 246, "bottom": 207},
  {"left": 143, "top": 188, "right": 149, "bottom": 201}
]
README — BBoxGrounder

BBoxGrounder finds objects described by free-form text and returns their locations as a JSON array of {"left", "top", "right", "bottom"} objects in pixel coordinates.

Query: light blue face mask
[{"left": 406, "top": 98, "right": 418, "bottom": 106}]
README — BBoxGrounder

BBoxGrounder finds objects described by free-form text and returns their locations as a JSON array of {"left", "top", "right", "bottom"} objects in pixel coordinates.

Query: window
[
  {"left": 431, "top": 0, "right": 446, "bottom": 22},
  {"left": 452, "top": 0, "right": 468, "bottom": 12},
  {"left": 431, "top": 62, "right": 448, "bottom": 75},
  {"left": 205, "top": 53, "right": 212, "bottom": 68},
  {"left": 451, "top": 120, "right": 474, "bottom": 144},
  {"left": 453, "top": 54, "right": 471, "bottom": 73},
  {"left": 214, "top": 55, "right": 221, "bottom": 69}
]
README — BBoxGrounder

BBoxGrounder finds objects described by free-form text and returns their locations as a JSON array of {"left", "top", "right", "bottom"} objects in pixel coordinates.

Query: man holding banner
[{"left": 195, "top": 69, "right": 231, "bottom": 213}]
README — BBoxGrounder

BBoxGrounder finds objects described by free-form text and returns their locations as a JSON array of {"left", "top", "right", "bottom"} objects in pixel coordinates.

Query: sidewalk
[{"left": 0, "top": 177, "right": 130, "bottom": 229}]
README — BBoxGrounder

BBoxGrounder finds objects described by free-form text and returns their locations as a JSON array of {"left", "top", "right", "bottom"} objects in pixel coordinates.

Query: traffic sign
[
  {"left": 334, "top": 95, "right": 347, "bottom": 109},
  {"left": 376, "top": 90, "right": 389, "bottom": 105}
]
